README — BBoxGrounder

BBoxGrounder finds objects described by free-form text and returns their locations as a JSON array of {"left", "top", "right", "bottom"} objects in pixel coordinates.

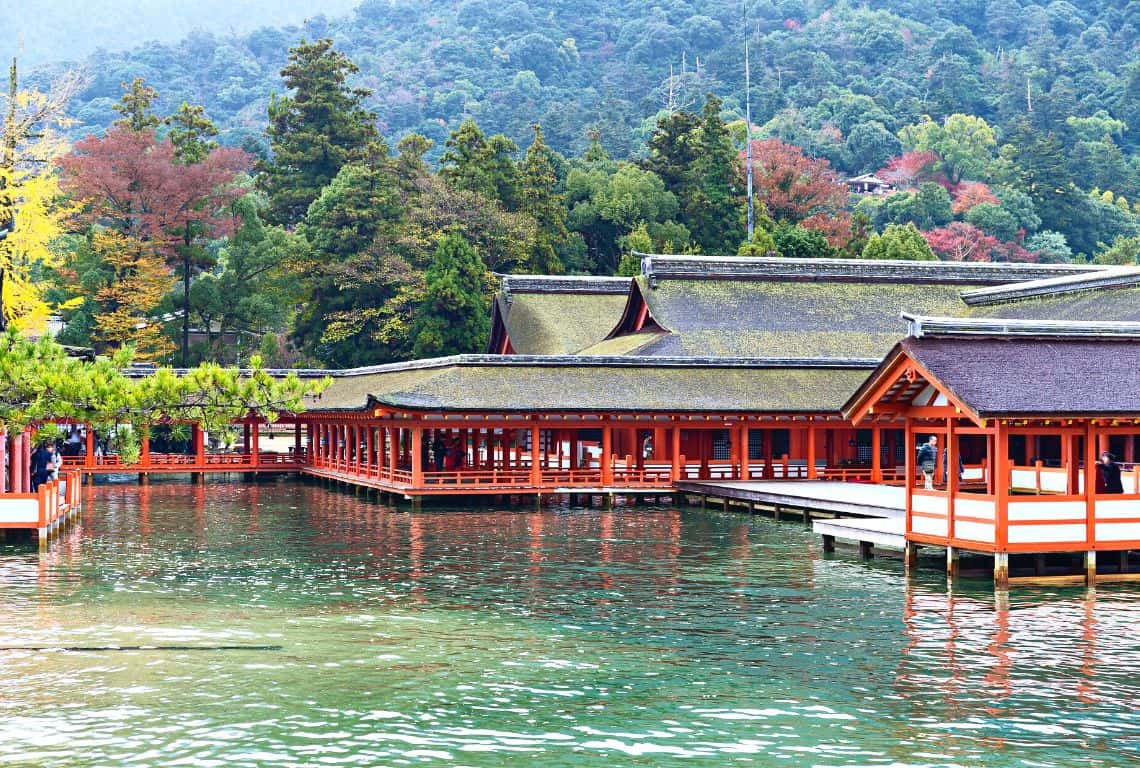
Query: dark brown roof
[{"left": 900, "top": 335, "right": 1140, "bottom": 418}]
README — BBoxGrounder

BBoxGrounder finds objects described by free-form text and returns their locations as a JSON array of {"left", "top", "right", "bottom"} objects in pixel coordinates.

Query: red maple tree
[
  {"left": 923, "top": 222, "right": 1039, "bottom": 263},
  {"left": 743, "top": 138, "right": 851, "bottom": 247},
  {"left": 950, "top": 181, "right": 999, "bottom": 216},
  {"left": 878, "top": 150, "right": 942, "bottom": 190}
]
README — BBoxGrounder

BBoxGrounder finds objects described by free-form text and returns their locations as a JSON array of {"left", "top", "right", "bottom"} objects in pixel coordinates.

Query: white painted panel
[
  {"left": 954, "top": 497, "right": 995, "bottom": 521},
  {"left": 1008, "top": 500, "right": 1086, "bottom": 522},
  {"left": 1095, "top": 499, "right": 1140, "bottom": 520},
  {"left": 1096, "top": 522, "right": 1140, "bottom": 542},
  {"left": 1040, "top": 472, "right": 1069, "bottom": 494},
  {"left": 1010, "top": 469, "right": 1038, "bottom": 489},
  {"left": 0, "top": 498, "right": 39, "bottom": 524},
  {"left": 954, "top": 521, "right": 995, "bottom": 543},
  {"left": 932, "top": 393, "right": 948, "bottom": 406},
  {"left": 1007, "top": 523, "right": 1087, "bottom": 544},
  {"left": 915, "top": 384, "right": 937, "bottom": 406},
  {"left": 962, "top": 467, "right": 985, "bottom": 481},
  {"left": 913, "top": 493, "right": 948, "bottom": 516},
  {"left": 911, "top": 515, "right": 948, "bottom": 537},
  {"left": 1123, "top": 475, "right": 1138, "bottom": 494}
]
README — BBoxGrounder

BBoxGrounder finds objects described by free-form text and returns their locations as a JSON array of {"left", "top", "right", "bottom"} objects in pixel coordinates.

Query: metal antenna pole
[{"left": 745, "top": 41, "right": 754, "bottom": 242}]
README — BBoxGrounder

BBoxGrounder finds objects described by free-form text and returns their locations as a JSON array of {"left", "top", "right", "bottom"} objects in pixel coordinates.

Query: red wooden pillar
[
  {"left": 671, "top": 426, "right": 682, "bottom": 481},
  {"left": 530, "top": 424, "right": 541, "bottom": 486},
  {"left": 388, "top": 426, "right": 398, "bottom": 476},
  {"left": 242, "top": 422, "right": 250, "bottom": 455},
  {"left": 653, "top": 427, "right": 665, "bottom": 461},
  {"left": 14, "top": 431, "right": 25, "bottom": 493},
  {"left": 946, "top": 417, "right": 958, "bottom": 541},
  {"left": 601, "top": 425, "right": 613, "bottom": 485},
  {"left": 0, "top": 429, "right": 7, "bottom": 493},
  {"left": 740, "top": 425, "right": 750, "bottom": 480},
  {"left": 871, "top": 425, "right": 882, "bottom": 483},
  {"left": 194, "top": 424, "right": 206, "bottom": 466},
  {"left": 366, "top": 425, "right": 375, "bottom": 475},
  {"left": 807, "top": 423, "right": 818, "bottom": 479},
  {"left": 995, "top": 421, "right": 1010, "bottom": 555},
  {"left": 410, "top": 424, "right": 423, "bottom": 488},
  {"left": 626, "top": 427, "right": 637, "bottom": 464},
  {"left": 140, "top": 426, "right": 151, "bottom": 467},
  {"left": 569, "top": 431, "right": 579, "bottom": 471},
  {"left": 904, "top": 419, "right": 914, "bottom": 537},
  {"left": 250, "top": 419, "right": 260, "bottom": 468},
  {"left": 1086, "top": 421, "right": 1098, "bottom": 548},
  {"left": 294, "top": 422, "right": 302, "bottom": 462},
  {"left": 85, "top": 427, "right": 95, "bottom": 469}
]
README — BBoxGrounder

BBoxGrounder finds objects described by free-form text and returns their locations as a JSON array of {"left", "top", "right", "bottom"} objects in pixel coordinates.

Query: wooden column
[
  {"left": 140, "top": 426, "right": 151, "bottom": 467},
  {"left": 904, "top": 419, "right": 914, "bottom": 541},
  {"left": 0, "top": 429, "right": 7, "bottom": 493},
  {"left": 601, "top": 424, "right": 613, "bottom": 485},
  {"left": 671, "top": 427, "right": 682, "bottom": 481},
  {"left": 994, "top": 421, "right": 1010, "bottom": 576},
  {"left": 294, "top": 422, "right": 303, "bottom": 463},
  {"left": 1086, "top": 421, "right": 1098, "bottom": 550},
  {"left": 871, "top": 425, "right": 882, "bottom": 483},
  {"left": 653, "top": 427, "right": 665, "bottom": 461},
  {"left": 242, "top": 422, "right": 250, "bottom": 455},
  {"left": 388, "top": 427, "right": 398, "bottom": 476},
  {"left": 85, "top": 428, "right": 95, "bottom": 469},
  {"left": 250, "top": 419, "right": 260, "bottom": 468},
  {"left": 195, "top": 424, "right": 206, "bottom": 467},
  {"left": 626, "top": 427, "right": 637, "bottom": 465},
  {"left": 946, "top": 417, "right": 958, "bottom": 542},
  {"left": 807, "top": 424, "right": 818, "bottom": 479},
  {"left": 569, "top": 431, "right": 579, "bottom": 471},
  {"left": 741, "top": 425, "right": 751, "bottom": 480},
  {"left": 530, "top": 424, "right": 541, "bottom": 486},
  {"left": 410, "top": 425, "right": 423, "bottom": 488}
]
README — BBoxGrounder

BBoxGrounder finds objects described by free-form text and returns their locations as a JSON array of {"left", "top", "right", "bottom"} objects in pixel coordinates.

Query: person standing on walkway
[
  {"left": 30, "top": 442, "right": 56, "bottom": 491},
  {"left": 916, "top": 435, "right": 938, "bottom": 490}
]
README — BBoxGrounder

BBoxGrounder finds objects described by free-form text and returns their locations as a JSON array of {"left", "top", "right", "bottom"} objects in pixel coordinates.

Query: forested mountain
[
  {"left": 6, "top": 1, "right": 1140, "bottom": 369},
  {"left": 32, "top": 0, "right": 1140, "bottom": 166}
]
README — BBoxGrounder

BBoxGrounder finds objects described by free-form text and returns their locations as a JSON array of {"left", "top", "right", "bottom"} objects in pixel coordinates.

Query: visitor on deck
[
  {"left": 1096, "top": 452, "right": 1124, "bottom": 494},
  {"left": 432, "top": 433, "right": 447, "bottom": 472},
  {"left": 30, "top": 442, "right": 57, "bottom": 491},
  {"left": 916, "top": 435, "right": 937, "bottom": 490}
]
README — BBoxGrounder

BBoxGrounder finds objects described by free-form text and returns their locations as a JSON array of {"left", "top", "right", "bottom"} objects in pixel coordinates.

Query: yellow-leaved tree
[{"left": 0, "top": 58, "right": 80, "bottom": 333}]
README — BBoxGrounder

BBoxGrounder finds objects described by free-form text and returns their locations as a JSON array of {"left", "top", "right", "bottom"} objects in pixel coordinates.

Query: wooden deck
[{"left": 677, "top": 479, "right": 908, "bottom": 552}]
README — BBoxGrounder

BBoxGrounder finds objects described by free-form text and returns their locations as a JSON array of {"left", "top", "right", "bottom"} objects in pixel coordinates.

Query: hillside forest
[{"left": 4, "top": 1, "right": 1140, "bottom": 369}]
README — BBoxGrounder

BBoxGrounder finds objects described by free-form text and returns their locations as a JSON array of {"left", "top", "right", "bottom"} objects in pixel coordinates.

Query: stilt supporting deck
[
  {"left": 904, "top": 542, "right": 919, "bottom": 571},
  {"left": 994, "top": 552, "right": 1010, "bottom": 590},
  {"left": 946, "top": 546, "right": 960, "bottom": 579},
  {"left": 1085, "top": 551, "right": 1097, "bottom": 585}
]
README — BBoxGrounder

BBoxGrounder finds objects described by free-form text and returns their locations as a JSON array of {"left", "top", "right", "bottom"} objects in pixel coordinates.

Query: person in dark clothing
[
  {"left": 1096, "top": 452, "right": 1124, "bottom": 494},
  {"left": 431, "top": 433, "right": 447, "bottom": 472},
  {"left": 916, "top": 435, "right": 937, "bottom": 489},
  {"left": 29, "top": 442, "right": 56, "bottom": 491}
]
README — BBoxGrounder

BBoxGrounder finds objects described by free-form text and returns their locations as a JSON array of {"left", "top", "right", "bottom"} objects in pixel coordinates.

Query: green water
[{"left": 0, "top": 480, "right": 1137, "bottom": 767}]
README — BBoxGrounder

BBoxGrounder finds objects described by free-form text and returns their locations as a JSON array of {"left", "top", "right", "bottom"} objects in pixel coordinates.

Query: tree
[
  {"left": 746, "top": 138, "right": 850, "bottom": 246},
  {"left": 112, "top": 77, "right": 161, "bottom": 132},
  {"left": 59, "top": 127, "right": 251, "bottom": 362},
  {"left": 1093, "top": 235, "right": 1140, "bottom": 265},
  {"left": 899, "top": 114, "right": 996, "bottom": 183},
  {"left": 166, "top": 102, "right": 219, "bottom": 164},
  {"left": 861, "top": 223, "right": 935, "bottom": 261},
  {"left": 84, "top": 232, "right": 176, "bottom": 359},
  {"left": 1024, "top": 230, "right": 1072, "bottom": 263},
  {"left": 0, "top": 59, "right": 78, "bottom": 332},
  {"left": 691, "top": 95, "right": 744, "bottom": 253},
  {"left": 773, "top": 223, "right": 831, "bottom": 259},
  {"left": 440, "top": 120, "right": 522, "bottom": 210},
  {"left": 410, "top": 233, "right": 490, "bottom": 358},
  {"left": 258, "top": 39, "right": 379, "bottom": 226},
  {"left": 923, "top": 222, "right": 1000, "bottom": 262},
  {"left": 951, "top": 181, "right": 999, "bottom": 216},
  {"left": 965, "top": 203, "right": 1020, "bottom": 242},
  {"left": 519, "top": 125, "right": 568, "bottom": 274}
]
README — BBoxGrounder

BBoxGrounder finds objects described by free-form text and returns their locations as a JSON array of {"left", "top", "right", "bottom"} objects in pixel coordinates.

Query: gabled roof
[
  {"left": 844, "top": 316, "right": 1140, "bottom": 421},
  {"left": 488, "top": 274, "right": 632, "bottom": 355},
  {"left": 307, "top": 354, "right": 878, "bottom": 414},
  {"left": 960, "top": 266, "right": 1140, "bottom": 306}
]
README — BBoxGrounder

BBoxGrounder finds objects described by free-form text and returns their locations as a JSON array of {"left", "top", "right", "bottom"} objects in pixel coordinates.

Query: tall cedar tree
[
  {"left": 411, "top": 232, "right": 490, "bottom": 358},
  {"left": 440, "top": 120, "right": 522, "bottom": 210},
  {"left": 294, "top": 141, "right": 404, "bottom": 366},
  {"left": 519, "top": 125, "right": 568, "bottom": 274},
  {"left": 59, "top": 127, "right": 250, "bottom": 358},
  {"left": 112, "top": 77, "right": 160, "bottom": 132},
  {"left": 685, "top": 95, "right": 743, "bottom": 254},
  {"left": 259, "top": 39, "right": 379, "bottom": 227}
]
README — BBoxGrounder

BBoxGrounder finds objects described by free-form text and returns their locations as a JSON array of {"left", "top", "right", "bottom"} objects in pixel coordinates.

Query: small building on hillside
[{"left": 846, "top": 173, "right": 895, "bottom": 195}]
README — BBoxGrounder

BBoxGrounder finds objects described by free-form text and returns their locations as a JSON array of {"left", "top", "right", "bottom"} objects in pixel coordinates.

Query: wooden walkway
[{"left": 676, "top": 479, "right": 907, "bottom": 551}]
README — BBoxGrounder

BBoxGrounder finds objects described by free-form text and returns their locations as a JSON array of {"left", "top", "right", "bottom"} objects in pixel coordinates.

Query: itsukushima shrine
[{"left": 6, "top": 255, "right": 1140, "bottom": 589}]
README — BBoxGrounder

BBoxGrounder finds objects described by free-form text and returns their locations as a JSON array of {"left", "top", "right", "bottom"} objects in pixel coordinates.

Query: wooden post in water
[
  {"left": 994, "top": 551, "right": 1009, "bottom": 590},
  {"left": 1085, "top": 551, "right": 1097, "bottom": 586}
]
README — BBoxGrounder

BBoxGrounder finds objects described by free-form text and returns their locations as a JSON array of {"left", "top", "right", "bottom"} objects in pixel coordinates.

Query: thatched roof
[
  {"left": 306, "top": 355, "right": 875, "bottom": 414},
  {"left": 489, "top": 275, "right": 632, "bottom": 355}
]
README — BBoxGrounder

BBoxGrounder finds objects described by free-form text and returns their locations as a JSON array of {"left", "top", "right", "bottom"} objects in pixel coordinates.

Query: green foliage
[
  {"left": 1024, "top": 230, "right": 1072, "bottom": 263},
  {"left": 900, "top": 114, "right": 996, "bottom": 183},
  {"left": 861, "top": 223, "right": 936, "bottom": 261},
  {"left": 773, "top": 223, "right": 830, "bottom": 260},
  {"left": 166, "top": 102, "right": 219, "bottom": 164},
  {"left": 1093, "top": 235, "right": 1140, "bottom": 265},
  {"left": 964, "top": 203, "right": 1020, "bottom": 243},
  {"left": 258, "top": 39, "right": 379, "bottom": 226},
  {"left": 411, "top": 233, "right": 490, "bottom": 358},
  {"left": 519, "top": 125, "right": 568, "bottom": 274},
  {"left": 112, "top": 77, "right": 160, "bottom": 132}
]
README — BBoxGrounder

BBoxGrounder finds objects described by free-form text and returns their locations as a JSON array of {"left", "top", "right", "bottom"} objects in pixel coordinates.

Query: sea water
[{"left": 0, "top": 480, "right": 1136, "bottom": 767}]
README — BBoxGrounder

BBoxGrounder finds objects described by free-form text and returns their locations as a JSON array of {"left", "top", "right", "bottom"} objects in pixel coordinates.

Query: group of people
[{"left": 917, "top": 434, "right": 1129, "bottom": 494}]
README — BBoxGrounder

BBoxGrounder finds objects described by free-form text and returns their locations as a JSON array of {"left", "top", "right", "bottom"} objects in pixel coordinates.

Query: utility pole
[{"left": 745, "top": 42, "right": 754, "bottom": 242}]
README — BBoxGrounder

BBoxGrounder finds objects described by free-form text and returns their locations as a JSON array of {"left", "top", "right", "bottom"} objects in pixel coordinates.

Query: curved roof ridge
[
  {"left": 959, "top": 265, "right": 1140, "bottom": 306},
  {"left": 900, "top": 312, "right": 1140, "bottom": 339},
  {"left": 631, "top": 252, "right": 1105, "bottom": 286}
]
